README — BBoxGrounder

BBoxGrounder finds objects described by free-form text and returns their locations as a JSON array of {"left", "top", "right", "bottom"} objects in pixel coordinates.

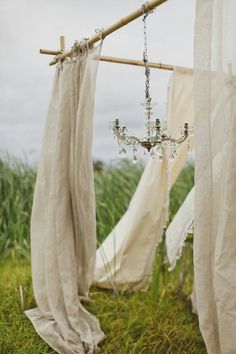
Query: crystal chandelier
[{"left": 112, "top": 7, "right": 192, "bottom": 162}]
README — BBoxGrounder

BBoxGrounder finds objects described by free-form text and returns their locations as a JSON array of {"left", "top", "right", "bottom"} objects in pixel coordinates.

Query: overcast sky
[{"left": 0, "top": 0, "right": 196, "bottom": 165}]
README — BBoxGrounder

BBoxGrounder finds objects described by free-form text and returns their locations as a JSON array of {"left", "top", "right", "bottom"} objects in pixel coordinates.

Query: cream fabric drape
[
  {"left": 25, "top": 44, "right": 104, "bottom": 354},
  {"left": 194, "top": 1, "right": 236, "bottom": 353},
  {"left": 94, "top": 154, "right": 169, "bottom": 291},
  {"left": 166, "top": 187, "right": 194, "bottom": 271},
  {"left": 167, "top": 67, "right": 194, "bottom": 187},
  {"left": 93, "top": 67, "right": 193, "bottom": 291}
]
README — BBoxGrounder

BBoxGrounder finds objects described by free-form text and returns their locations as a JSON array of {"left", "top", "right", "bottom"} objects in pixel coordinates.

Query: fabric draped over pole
[
  {"left": 194, "top": 1, "right": 236, "bottom": 353},
  {"left": 25, "top": 44, "right": 104, "bottom": 354},
  {"left": 93, "top": 67, "right": 194, "bottom": 291}
]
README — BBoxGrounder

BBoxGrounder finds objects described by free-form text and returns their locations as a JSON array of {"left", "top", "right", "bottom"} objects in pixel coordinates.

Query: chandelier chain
[
  {"left": 142, "top": 8, "right": 151, "bottom": 104},
  {"left": 111, "top": 4, "right": 192, "bottom": 160}
]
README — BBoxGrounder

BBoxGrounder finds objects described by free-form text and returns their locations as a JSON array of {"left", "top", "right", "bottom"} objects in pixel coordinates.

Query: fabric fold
[{"left": 166, "top": 187, "right": 194, "bottom": 271}]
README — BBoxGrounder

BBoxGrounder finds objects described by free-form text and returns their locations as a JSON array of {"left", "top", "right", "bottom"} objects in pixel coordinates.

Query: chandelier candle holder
[{"left": 112, "top": 6, "right": 192, "bottom": 162}]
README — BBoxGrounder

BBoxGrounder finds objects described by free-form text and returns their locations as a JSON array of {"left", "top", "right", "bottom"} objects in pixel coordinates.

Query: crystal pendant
[
  {"left": 132, "top": 146, "right": 138, "bottom": 164},
  {"left": 187, "top": 137, "right": 192, "bottom": 157},
  {"left": 169, "top": 142, "right": 177, "bottom": 160},
  {"left": 118, "top": 147, "right": 127, "bottom": 159},
  {"left": 150, "top": 148, "right": 155, "bottom": 158},
  {"left": 145, "top": 119, "right": 152, "bottom": 131},
  {"left": 157, "top": 145, "right": 163, "bottom": 159},
  {"left": 169, "top": 151, "right": 176, "bottom": 160},
  {"left": 132, "top": 155, "right": 138, "bottom": 164}
]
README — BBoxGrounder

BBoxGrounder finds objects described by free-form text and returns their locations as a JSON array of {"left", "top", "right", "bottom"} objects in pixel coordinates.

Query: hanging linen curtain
[
  {"left": 167, "top": 67, "right": 194, "bottom": 187},
  {"left": 25, "top": 44, "right": 104, "bottom": 354},
  {"left": 194, "top": 1, "right": 236, "bottom": 353},
  {"left": 93, "top": 67, "right": 194, "bottom": 291}
]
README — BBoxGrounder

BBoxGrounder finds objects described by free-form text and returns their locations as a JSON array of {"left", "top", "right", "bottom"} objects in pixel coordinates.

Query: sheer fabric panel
[{"left": 194, "top": 1, "right": 236, "bottom": 352}]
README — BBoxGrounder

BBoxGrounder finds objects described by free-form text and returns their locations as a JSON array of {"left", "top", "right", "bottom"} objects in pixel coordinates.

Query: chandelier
[{"left": 112, "top": 7, "right": 192, "bottom": 162}]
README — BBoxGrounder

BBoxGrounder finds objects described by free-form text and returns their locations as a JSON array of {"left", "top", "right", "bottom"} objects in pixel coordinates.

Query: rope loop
[
  {"left": 141, "top": 1, "right": 154, "bottom": 20},
  {"left": 95, "top": 28, "right": 105, "bottom": 41}
]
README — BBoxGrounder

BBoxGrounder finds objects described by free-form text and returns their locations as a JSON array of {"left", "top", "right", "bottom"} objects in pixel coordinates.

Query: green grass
[
  {"left": 0, "top": 157, "right": 143, "bottom": 256},
  {"left": 0, "top": 156, "right": 206, "bottom": 353},
  {"left": 0, "top": 156, "right": 35, "bottom": 258},
  {"left": 95, "top": 160, "right": 143, "bottom": 243}
]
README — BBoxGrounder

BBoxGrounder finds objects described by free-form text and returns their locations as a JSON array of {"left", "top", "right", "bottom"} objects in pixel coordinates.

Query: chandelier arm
[
  {"left": 174, "top": 134, "right": 189, "bottom": 144},
  {"left": 160, "top": 133, "right": 188, "bottom": 144},
  {"left": 127, "top": 136, "right": 141, "bottom": 144},
  {"left": 113, "top": 128, "right": 141, "bottom": 145}
]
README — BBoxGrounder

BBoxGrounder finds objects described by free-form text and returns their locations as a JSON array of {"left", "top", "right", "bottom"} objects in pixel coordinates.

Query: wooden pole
[
  {"left": 38, "top": 51, "right": 178, "bottom": 71},
  {"left": 46, "top": 0, "right": 168, "bottom": 66},
  {"left": 39, "top": 36, "right": 65, "bottom": 57},
  {"left": 40, "top": 49, "right": 61, "bottom": 55},
  {"left": 97, "top": 55, "right": 175, "bottom": 71}
]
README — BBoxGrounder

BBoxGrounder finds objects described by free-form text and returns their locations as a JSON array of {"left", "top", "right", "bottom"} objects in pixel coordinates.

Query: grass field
[{"left": 0, "top": 156, "right": 206, "bottom": 354}]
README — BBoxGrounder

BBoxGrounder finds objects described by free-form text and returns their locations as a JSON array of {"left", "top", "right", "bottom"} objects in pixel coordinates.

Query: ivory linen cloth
[
  {"left": 167, "top": 67, "right": 194, "bottom": 187},
  {"left": 165, "top": 67, "right": 195, "bottom": 272},
  {"left": 25, "top": 44, "right": 104, "bottom": 354},
  {"left": 194, "top": 1, "right": 236, "bottom": 353},
  {"left": 94, "top": 153, "right": 169, "bottom": 291},
  {"left": 93, "top": 67, "right": 194, "bottom": 291}
]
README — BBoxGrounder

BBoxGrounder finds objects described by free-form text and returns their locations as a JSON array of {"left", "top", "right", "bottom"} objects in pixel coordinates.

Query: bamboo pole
[
  {"left": 97, "top": 55, "right": 175, "bottom": 71},
  {"left": 39, "top": 51, "right": 177, "bottom": 71},
  {"left": 40, "top": 36, "right": 65, "bottom": 56},
  {"left": 40, "top": 49, "right": 61, "bottom": 55},
  {"left": 46, "top": 0, "right": 168, "bottom": 66}
]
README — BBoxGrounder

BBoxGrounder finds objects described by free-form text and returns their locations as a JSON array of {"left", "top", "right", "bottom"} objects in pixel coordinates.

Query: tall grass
[
  {"left": 0, "top": 156, "right": 193, "bottom": 257},
  {"left": 0, "top": 156, "right": 35, "bottom": 258},
  {"left": 95, "top": 160, "right": 143, "bottom": 243},
  {"left": 0, "top": 157, "right": 143, "bottom": 256},
  {"left": 0, "top": 155, "right": 202, "bottom": 353},
  {"left": 0, "top": 154, "right": 195, "bottom": 297}
]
